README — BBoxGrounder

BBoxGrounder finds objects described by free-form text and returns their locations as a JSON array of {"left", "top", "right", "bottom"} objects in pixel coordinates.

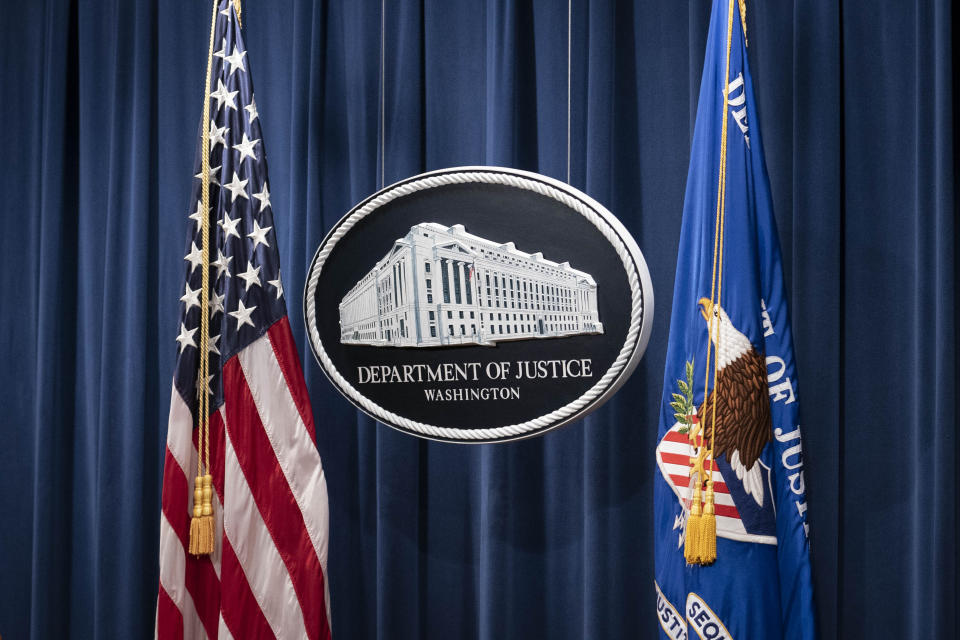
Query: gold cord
[
  {"left": 687, "top": 0, "right": 736, "bottom": 566},
  {"left": 738, "top": 0, "right": 747, "bottom": 47},
  {"left": 708, "top": 0, "right": 736, "bottom": 509},
  {"left": 200, "top": 0, "right": 216, "bottom": 485},
  {"left": 190, "top": 0, "right": 220, "bottom": 557}
]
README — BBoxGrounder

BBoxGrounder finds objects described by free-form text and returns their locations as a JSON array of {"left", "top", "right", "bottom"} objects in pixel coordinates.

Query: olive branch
[{"left": 670, "top": 359, "right": 695, "bottom": 434}]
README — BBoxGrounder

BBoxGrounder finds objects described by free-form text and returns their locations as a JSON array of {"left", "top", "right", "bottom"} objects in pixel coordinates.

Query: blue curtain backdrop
[{"left": 0, "top": 0, "right": 956, "bottom": 638}]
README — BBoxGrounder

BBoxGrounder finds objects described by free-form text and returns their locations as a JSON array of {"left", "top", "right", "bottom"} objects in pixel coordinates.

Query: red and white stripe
[
  {"left": 157, "top": 317, "right": 331, "bottom": 639},
  {"left": 656, "top": 423, "right": 747, "bottom": 539}
]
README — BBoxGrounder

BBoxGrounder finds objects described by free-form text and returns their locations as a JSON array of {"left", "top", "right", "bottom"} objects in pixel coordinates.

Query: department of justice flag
[
  {"left": 653, "top": 1, "right": 816, "bottom": 638},
  {"left": 156, "top": 2, "right": 332, "bottom": 638}
]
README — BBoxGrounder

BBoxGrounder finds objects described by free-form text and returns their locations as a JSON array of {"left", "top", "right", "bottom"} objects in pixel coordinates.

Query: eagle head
[
  {"left": 697, "top": 298, "right": 752, "bottom": 370},
  {"left": 698, "top": 297, "right": 717, "bottom": 324}
]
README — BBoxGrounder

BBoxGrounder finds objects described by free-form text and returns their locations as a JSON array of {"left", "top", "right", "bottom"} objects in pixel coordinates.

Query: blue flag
[{"left": 653, "top": 1, "right": 816, "bottom": 638}]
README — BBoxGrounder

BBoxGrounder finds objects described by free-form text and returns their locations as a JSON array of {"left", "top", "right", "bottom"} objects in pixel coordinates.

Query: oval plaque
[{"left": 304, "top": 167, "right": 654, "bottom": 443}]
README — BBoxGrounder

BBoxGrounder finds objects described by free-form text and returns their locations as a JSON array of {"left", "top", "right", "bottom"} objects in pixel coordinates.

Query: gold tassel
[
  {"left": 684, "top": 483, "right": 703, "bottom": 564},
  {"left": 196, "top": 474, "right": 215, "bottom": 555},
  {"left": 700, "top": 486, "right": 717, "bottom": 564},
  {"left": 189, "top": 476, "right": 204, "bottom": 555}
]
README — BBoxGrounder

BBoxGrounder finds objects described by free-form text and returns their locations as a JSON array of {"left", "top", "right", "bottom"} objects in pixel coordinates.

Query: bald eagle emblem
[
  {"left": 656, "top": 298, "right": 778, "bottom": 546},
  {"left": 695, "top": 297, "right": 773, "bottom": 507}
]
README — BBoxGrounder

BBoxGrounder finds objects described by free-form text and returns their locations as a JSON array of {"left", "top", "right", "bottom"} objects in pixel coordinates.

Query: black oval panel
[{"left": 304, "top": 167, "right": 654, "bottom": 443}]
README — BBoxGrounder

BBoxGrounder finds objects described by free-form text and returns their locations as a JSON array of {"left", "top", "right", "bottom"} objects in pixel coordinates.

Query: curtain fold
[{"left": 0, "top": 0, "right": 955, "bottom": 638}]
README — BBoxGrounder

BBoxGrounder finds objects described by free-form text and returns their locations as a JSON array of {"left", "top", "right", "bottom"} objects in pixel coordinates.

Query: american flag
[{"left": 157, "top": 2, "right": 331, "bottom": 638}]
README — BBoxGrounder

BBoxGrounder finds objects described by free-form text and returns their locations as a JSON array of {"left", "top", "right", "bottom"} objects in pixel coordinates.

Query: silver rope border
[{"left": 304, "top": 168, "right": 650, "bottom": 442}]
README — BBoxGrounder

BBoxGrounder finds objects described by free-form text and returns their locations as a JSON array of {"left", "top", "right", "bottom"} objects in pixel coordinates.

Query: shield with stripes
[{"left": 656, "top": 416, "right": 777, "bottom": 546}]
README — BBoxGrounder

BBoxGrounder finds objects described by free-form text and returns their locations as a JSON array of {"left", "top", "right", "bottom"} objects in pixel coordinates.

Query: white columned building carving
[{"left": 338, "top": 222, "right": 603, "bottom": 347}]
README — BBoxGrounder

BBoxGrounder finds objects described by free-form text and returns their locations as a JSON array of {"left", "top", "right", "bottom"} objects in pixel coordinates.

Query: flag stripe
[
  {"left": 267, "top": 317, "right": 317, "bottom": 441},
  {"left": 218, "top": 615, "right": 235, "bottom": 640},
  {"left": 222, "top": 421, "right": 310, "bottom": 639},
  {"left": 666, "top": 473, "right": 730, "bottom": 495},
  {"left": 207, "top": 410, "right": 226, "bottom": 578},
  {"left": 182, "top": 540, "right": 221, "bottom": 635},
  {"left": 668, "top": 490, "right": 741, "bottom": 519},
  {"left": 241, "top": 329, "right": 329, "bottom": 568},
  {"left": 268, "top": 324, "right": 332, "bottom": 636},
  {"left": 262, "top": 323, "right": 333, "bottom": 629},
  {"left": 160, "top": 448, "right": 192, "bottom": 546},
  {"left": 712, "top": 505, "right": 740, "bottom": 519},
  {"left": 223, "top": 356, "right": 327, "bottom": 639},
  {"left": 158, "top": 511, "right": 214, "bottom": 640},
  {"left": 165, "top": 385, "right": 197, "bottom": 487},
  {"left": 219, "top": 535, "right": 276, "bottom": 639},
  {"left": 659, "top": 451, "right": 725, "bottom": 477},
  {"left": 156, "top": 584, "right": 184, "bottom": 640},
  {"left": 662, "top": 430, "right": 713, "bottom": 447}
]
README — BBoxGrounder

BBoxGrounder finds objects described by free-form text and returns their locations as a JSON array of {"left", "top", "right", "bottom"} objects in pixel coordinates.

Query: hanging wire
[
  {"left": 379, "top": 0, "right": 386, "bottom": 190},
  {"left": 566, "top": 0, "right": 572, "bottom": 184}
]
